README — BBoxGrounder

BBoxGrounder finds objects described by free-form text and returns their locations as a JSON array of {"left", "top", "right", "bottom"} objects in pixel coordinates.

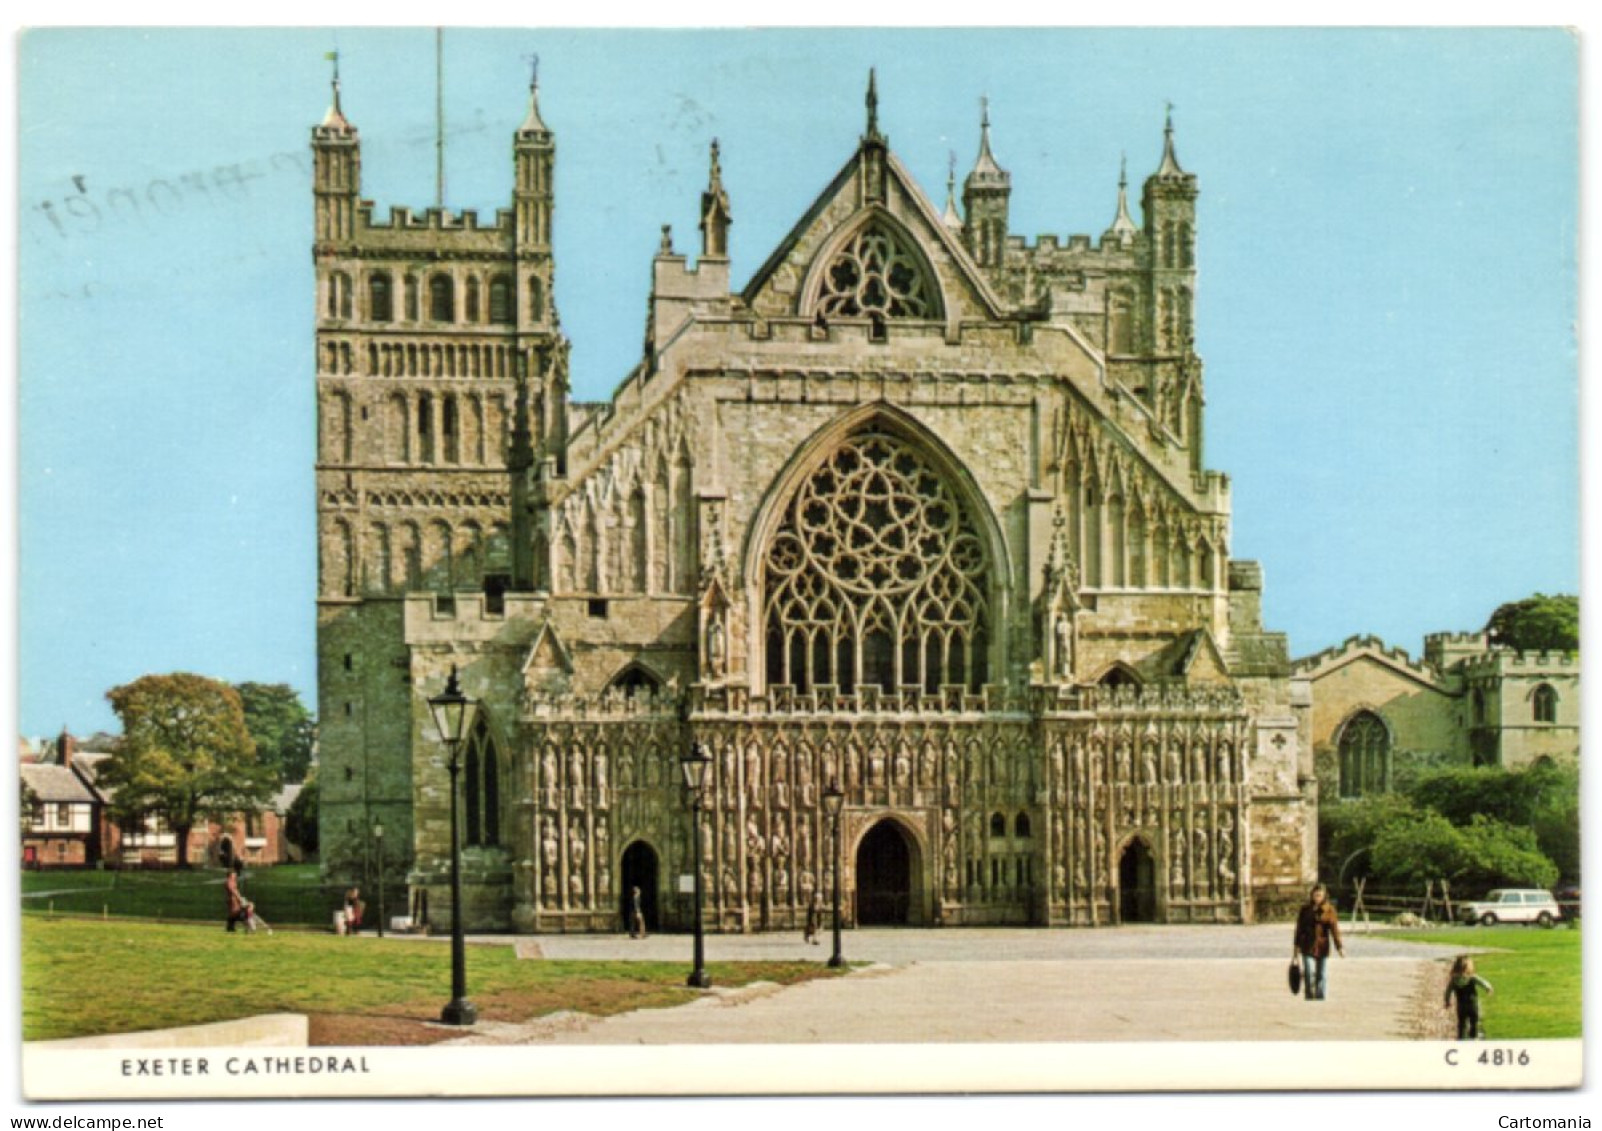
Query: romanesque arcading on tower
[{"left": 962, "top": 98, "right": 1011, "bottom": 269}]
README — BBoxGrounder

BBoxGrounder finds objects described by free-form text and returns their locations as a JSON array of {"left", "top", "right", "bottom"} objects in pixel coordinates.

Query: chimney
[{"left": 57, "top": 728, "right": 76, "bottom": 769}]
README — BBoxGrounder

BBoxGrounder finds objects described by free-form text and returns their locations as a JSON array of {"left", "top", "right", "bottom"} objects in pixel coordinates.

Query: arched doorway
[
  {"left": 1118, "top": 839, "right": 1157, "bottom": 923},
  {"left": 856, "top": 820, "right": 913, "bottom": 925},
  {"left": 619, "top": 841, "right": 659, "bottom": 934}
]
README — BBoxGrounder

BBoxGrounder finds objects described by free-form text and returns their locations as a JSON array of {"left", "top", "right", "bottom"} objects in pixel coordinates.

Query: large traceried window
[
  {"left": 815, "top": 224, "right": 938, "bottom": 320},
  {"left": 763, "top": 431, "right": 989, "bottom": 695},
  {"left": 1338, "top": 710, "right": 1391, "bottom": 799}
]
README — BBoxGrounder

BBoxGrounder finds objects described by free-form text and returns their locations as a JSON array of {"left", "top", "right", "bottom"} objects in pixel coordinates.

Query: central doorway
[
  {"left": 1118, "top": 839, "right": 1157, "bottom": 923},
  {"left": 856, "top": 820, "right": 913, "bottom": 925},
  {"left": 619, "top": 841, "right": 659, "bottom": 933}
]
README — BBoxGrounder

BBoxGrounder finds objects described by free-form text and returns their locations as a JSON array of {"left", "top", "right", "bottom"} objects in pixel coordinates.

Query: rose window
[
  {"left": 815, "top": 225, "right": 937, "bottom": 319},
  {"left": 764, "top": 431, "right": 989, "bottom": 694}
]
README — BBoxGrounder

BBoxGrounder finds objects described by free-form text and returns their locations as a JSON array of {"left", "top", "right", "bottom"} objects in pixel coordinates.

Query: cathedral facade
[{"left": 314, "top": 70, "right": 1315, "bottom": 932}]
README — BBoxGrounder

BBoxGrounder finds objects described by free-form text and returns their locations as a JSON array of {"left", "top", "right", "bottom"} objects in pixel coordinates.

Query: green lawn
[
  {"left": 22, "top": 917, "right": 840, "bottom": 1044},
  {"left": 1389, "top": 925, "right": 1582, "bottom": 1039},
  {"left": 23, "top": 865, "right": 339, "bottom": 927}
]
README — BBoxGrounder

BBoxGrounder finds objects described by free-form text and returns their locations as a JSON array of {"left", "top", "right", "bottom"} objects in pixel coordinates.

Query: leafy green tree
[
  {"left": 1318, "top": 793, "right": 1419, "bottom": 883},
  {"left": 1485, "top": 593, "right": 1579, "bottom": 653},
  {"left": 99, "top": 673, "right": 277, "bottom": 868},
  {"left": 1408, "top": 765, "right": 1546, "bottom": 827},
  {"left": 234, "top": 682, "right": 316, "bottom": 785},
  {"left": 21, "top": 778, "right": 40, "bottom": 838},
  {"left": 284, "top": 773, "right": 319, "bottom": 857}
]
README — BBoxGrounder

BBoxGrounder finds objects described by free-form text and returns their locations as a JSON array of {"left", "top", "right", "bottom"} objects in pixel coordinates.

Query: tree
[
  {"left": 234, "top": 682, "right": 316, "bottom": 784},
  {"left": 284, "top": 773, "right": 319, "bottom": 857},
  {"left": 21, "top": 778, "right": 40, "bottom": 838},
  {"left": 98, "top": 673, "right": 277, "bottom": 868},
  {"left": 1485, "top": 593, "right": 1579, "bottom": 653}
]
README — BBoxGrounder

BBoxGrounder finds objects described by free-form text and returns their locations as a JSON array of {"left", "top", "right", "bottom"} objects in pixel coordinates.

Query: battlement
[
  {"left": 1291, "top": 634, "right": 1443, "bottom": 683},
  {"left": 355, "top": 202, "right": 516, "bottom": 238},
  {"left": 1459, "top": 649, "right": 1580, "bottom": 677}
]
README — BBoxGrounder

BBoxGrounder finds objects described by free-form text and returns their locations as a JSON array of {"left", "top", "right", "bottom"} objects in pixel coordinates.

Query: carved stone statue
[
  {"left": 1054, "top": 613, "right": 1073, "bottom": 680},
  {"left": 568, "top": 749, "right": 586, "bottom": 808},
  {"left": 594, "top": 754, "right": 610, "bottom": 809},
  {"left": 705, "top": 607, "right": 726, "bottom": 679},
  {"left": 746, "top": 744, "right": 763, "bottom": 807},
  {"left": 541, "top": 817, "right": 559, "bottom": 867},
  {"left": 541, "top": 747, "right": 559, "bottom": 809}
]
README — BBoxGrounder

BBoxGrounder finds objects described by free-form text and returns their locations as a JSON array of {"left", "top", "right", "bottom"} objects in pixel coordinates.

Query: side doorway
[{"left": 619, "top": 841, "right": 660, "bottom": 934}]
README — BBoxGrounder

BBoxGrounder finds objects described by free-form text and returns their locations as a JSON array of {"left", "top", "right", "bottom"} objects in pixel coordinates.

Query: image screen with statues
[{"left": 15, "top": 26, "right": 1582, "bottom": 1104}]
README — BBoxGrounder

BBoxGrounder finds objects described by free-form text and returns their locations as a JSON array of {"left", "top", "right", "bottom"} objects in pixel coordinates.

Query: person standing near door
[
  {"left": 630, "top": 885, "right": 647, "bottom": 939},
  {"left": 1292, "top": 884, "right": 1345, "bottom": 1000}
]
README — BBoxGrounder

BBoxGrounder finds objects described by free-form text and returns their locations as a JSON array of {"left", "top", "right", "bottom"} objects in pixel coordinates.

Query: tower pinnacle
[
  {"left": 941, "top": 149, "right": 962, "bottom": 230},
  {"left": 1156, "top": 101, "right": 1185, "bottom": 177},
  {"left": 520, "top": 53, "right": 550, "bottom": 135},
  {"left": 1107, "top": 153, "right": 1138, "bottom": 240},
  {"left": 319, "top": 49, "right": 354, "bottom": 133},
  {"left": 700, "top": 137, "right": 732, "bottom": 258},
  {"left": 865, "top": 68, "right": 882, "bottom": 143}
]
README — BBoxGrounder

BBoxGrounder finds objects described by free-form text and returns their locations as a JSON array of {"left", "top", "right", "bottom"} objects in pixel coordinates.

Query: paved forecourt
[{"left": 438, "top": 924, "right": 1465, "bottom": 1045}]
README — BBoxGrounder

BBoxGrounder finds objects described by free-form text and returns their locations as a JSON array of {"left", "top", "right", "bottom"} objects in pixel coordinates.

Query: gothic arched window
[
  {"left": 815, "top": 224, "right": 938, "bottom": 320},
  {"left": 1533, "top": 683, "right": 1558, "bottom": 724},
  {"left": 429, "top": 274, "right": 455, "bottom": 322},
  {"left": 1337, "top": 710, "right": 1390, "bottom": 799},
  {"left": 489, "top": 275, "right": 514, "bottom": 324},
  {"left": 463, "top": 714, "right": 499, "bottom": 847},
  {"left": 763, "top": 430, "right": 989, "bottom": 694},
  {"left": 368, "top": 272, "right": 393, "bottom": 322}
]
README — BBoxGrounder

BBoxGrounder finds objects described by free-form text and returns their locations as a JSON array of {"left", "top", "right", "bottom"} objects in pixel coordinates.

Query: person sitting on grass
[{"left": 1444, "top": 955, "right": 1494, "bottom": 1040}]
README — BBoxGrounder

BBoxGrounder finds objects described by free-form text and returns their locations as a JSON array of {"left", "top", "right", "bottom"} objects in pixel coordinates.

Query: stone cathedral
[{"left": 314, "top": 69, "right": 1315, "bottom": 933}]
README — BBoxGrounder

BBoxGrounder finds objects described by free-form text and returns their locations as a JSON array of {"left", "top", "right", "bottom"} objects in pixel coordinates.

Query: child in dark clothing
[{"left": 1444, "top": 955, "right": 1494, "bottom": 1039}]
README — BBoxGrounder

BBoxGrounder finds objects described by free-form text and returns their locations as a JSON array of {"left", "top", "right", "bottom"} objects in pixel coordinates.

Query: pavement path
[{"left": 435, "top": 924, "right": 1469, "bottom": 1046}]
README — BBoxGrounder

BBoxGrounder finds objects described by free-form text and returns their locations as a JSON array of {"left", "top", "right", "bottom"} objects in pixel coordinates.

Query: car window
[{"left": 1503, "top": 893, "right": 1520, "bottom": 903}]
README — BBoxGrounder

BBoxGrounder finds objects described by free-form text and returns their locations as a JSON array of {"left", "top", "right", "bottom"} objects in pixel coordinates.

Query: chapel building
[{"left": 314, "top": 70, "right": 1315, "bottom": 932}]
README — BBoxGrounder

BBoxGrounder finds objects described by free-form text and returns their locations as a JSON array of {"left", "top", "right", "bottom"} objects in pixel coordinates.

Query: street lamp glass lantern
[
  {"left": 680, "top": 743, "right": 711, "bottom": 795},
  {"left": 822, "top": 780, "right": 844, "bottom": 818},
  {"left": 373, "top": 821, "right": 384, "bottom": 841},
  {"left": 428, "top": 665, "right": 475, "bottom": 747}
]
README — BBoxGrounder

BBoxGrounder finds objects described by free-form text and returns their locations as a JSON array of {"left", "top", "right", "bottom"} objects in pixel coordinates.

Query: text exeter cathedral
[{"left": 314, "top": 69, "right": 1319, "bottom": 933}]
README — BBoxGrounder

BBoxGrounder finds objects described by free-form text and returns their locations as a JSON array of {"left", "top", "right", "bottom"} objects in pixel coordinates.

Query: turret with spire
[
  {"left": 700, "top": 139, "right": 732, "bottom": 259},
  {"left": 962, "top": 97, "right": 1011, "bottom": 269},
  {"left": 1141, "top": 103, "right": 1198, "bottom": 273},
  {"left": 514, "top": 56, "right": 556, "bottom": 261},
  {"left": 312, "top": 51, "right": 361, "bottom": 245}
]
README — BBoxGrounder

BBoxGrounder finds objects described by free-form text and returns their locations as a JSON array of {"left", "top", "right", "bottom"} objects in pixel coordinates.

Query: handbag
[{"left": 1288, "top": 961, "right": 1302, "bottom": 995}]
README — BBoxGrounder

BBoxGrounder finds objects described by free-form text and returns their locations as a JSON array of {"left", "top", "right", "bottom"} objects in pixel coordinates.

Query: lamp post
[
  {"left": 823, "top": 780, "right": 845, "bottom": 969},
  {"left": 679, "top": 743, "right": 712, "bottom": 989},
  {"left": 372, "top": 820, "right": 385, "bottom": 939},
  {"left": 428, "top": 665, "right": 478, "bottom": 1026}
]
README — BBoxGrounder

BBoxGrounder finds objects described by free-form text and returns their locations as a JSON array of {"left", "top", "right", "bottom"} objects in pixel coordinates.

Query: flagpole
[{"left": 435, "top": 28, "right": 445, "bottom": 210}]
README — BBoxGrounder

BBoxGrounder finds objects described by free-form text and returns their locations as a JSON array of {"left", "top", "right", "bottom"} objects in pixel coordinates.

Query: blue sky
[{"left": 17, "top": 27, "right": 1578, "bottom": 736}]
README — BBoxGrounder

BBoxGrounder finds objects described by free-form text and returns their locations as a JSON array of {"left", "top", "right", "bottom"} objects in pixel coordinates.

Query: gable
[{"left": 742, "top": 144, "right": 1006, "bottom": 324}]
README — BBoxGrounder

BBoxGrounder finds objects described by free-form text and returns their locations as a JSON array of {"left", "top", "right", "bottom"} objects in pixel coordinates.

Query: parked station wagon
[{"left": 1458, "top": 888, "right": 1561, "bottom": 927}]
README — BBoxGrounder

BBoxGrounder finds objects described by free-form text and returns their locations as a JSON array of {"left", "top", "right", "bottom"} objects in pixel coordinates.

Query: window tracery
[
  {"left": 763, "top": 431, "right": 989, "bottom": 694},
  {"left": 1337, "top": 710, "right": 1389, "bottom": 799},
  {"left": 815, "top": 224, "right": 937, "bottom": 320}
]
